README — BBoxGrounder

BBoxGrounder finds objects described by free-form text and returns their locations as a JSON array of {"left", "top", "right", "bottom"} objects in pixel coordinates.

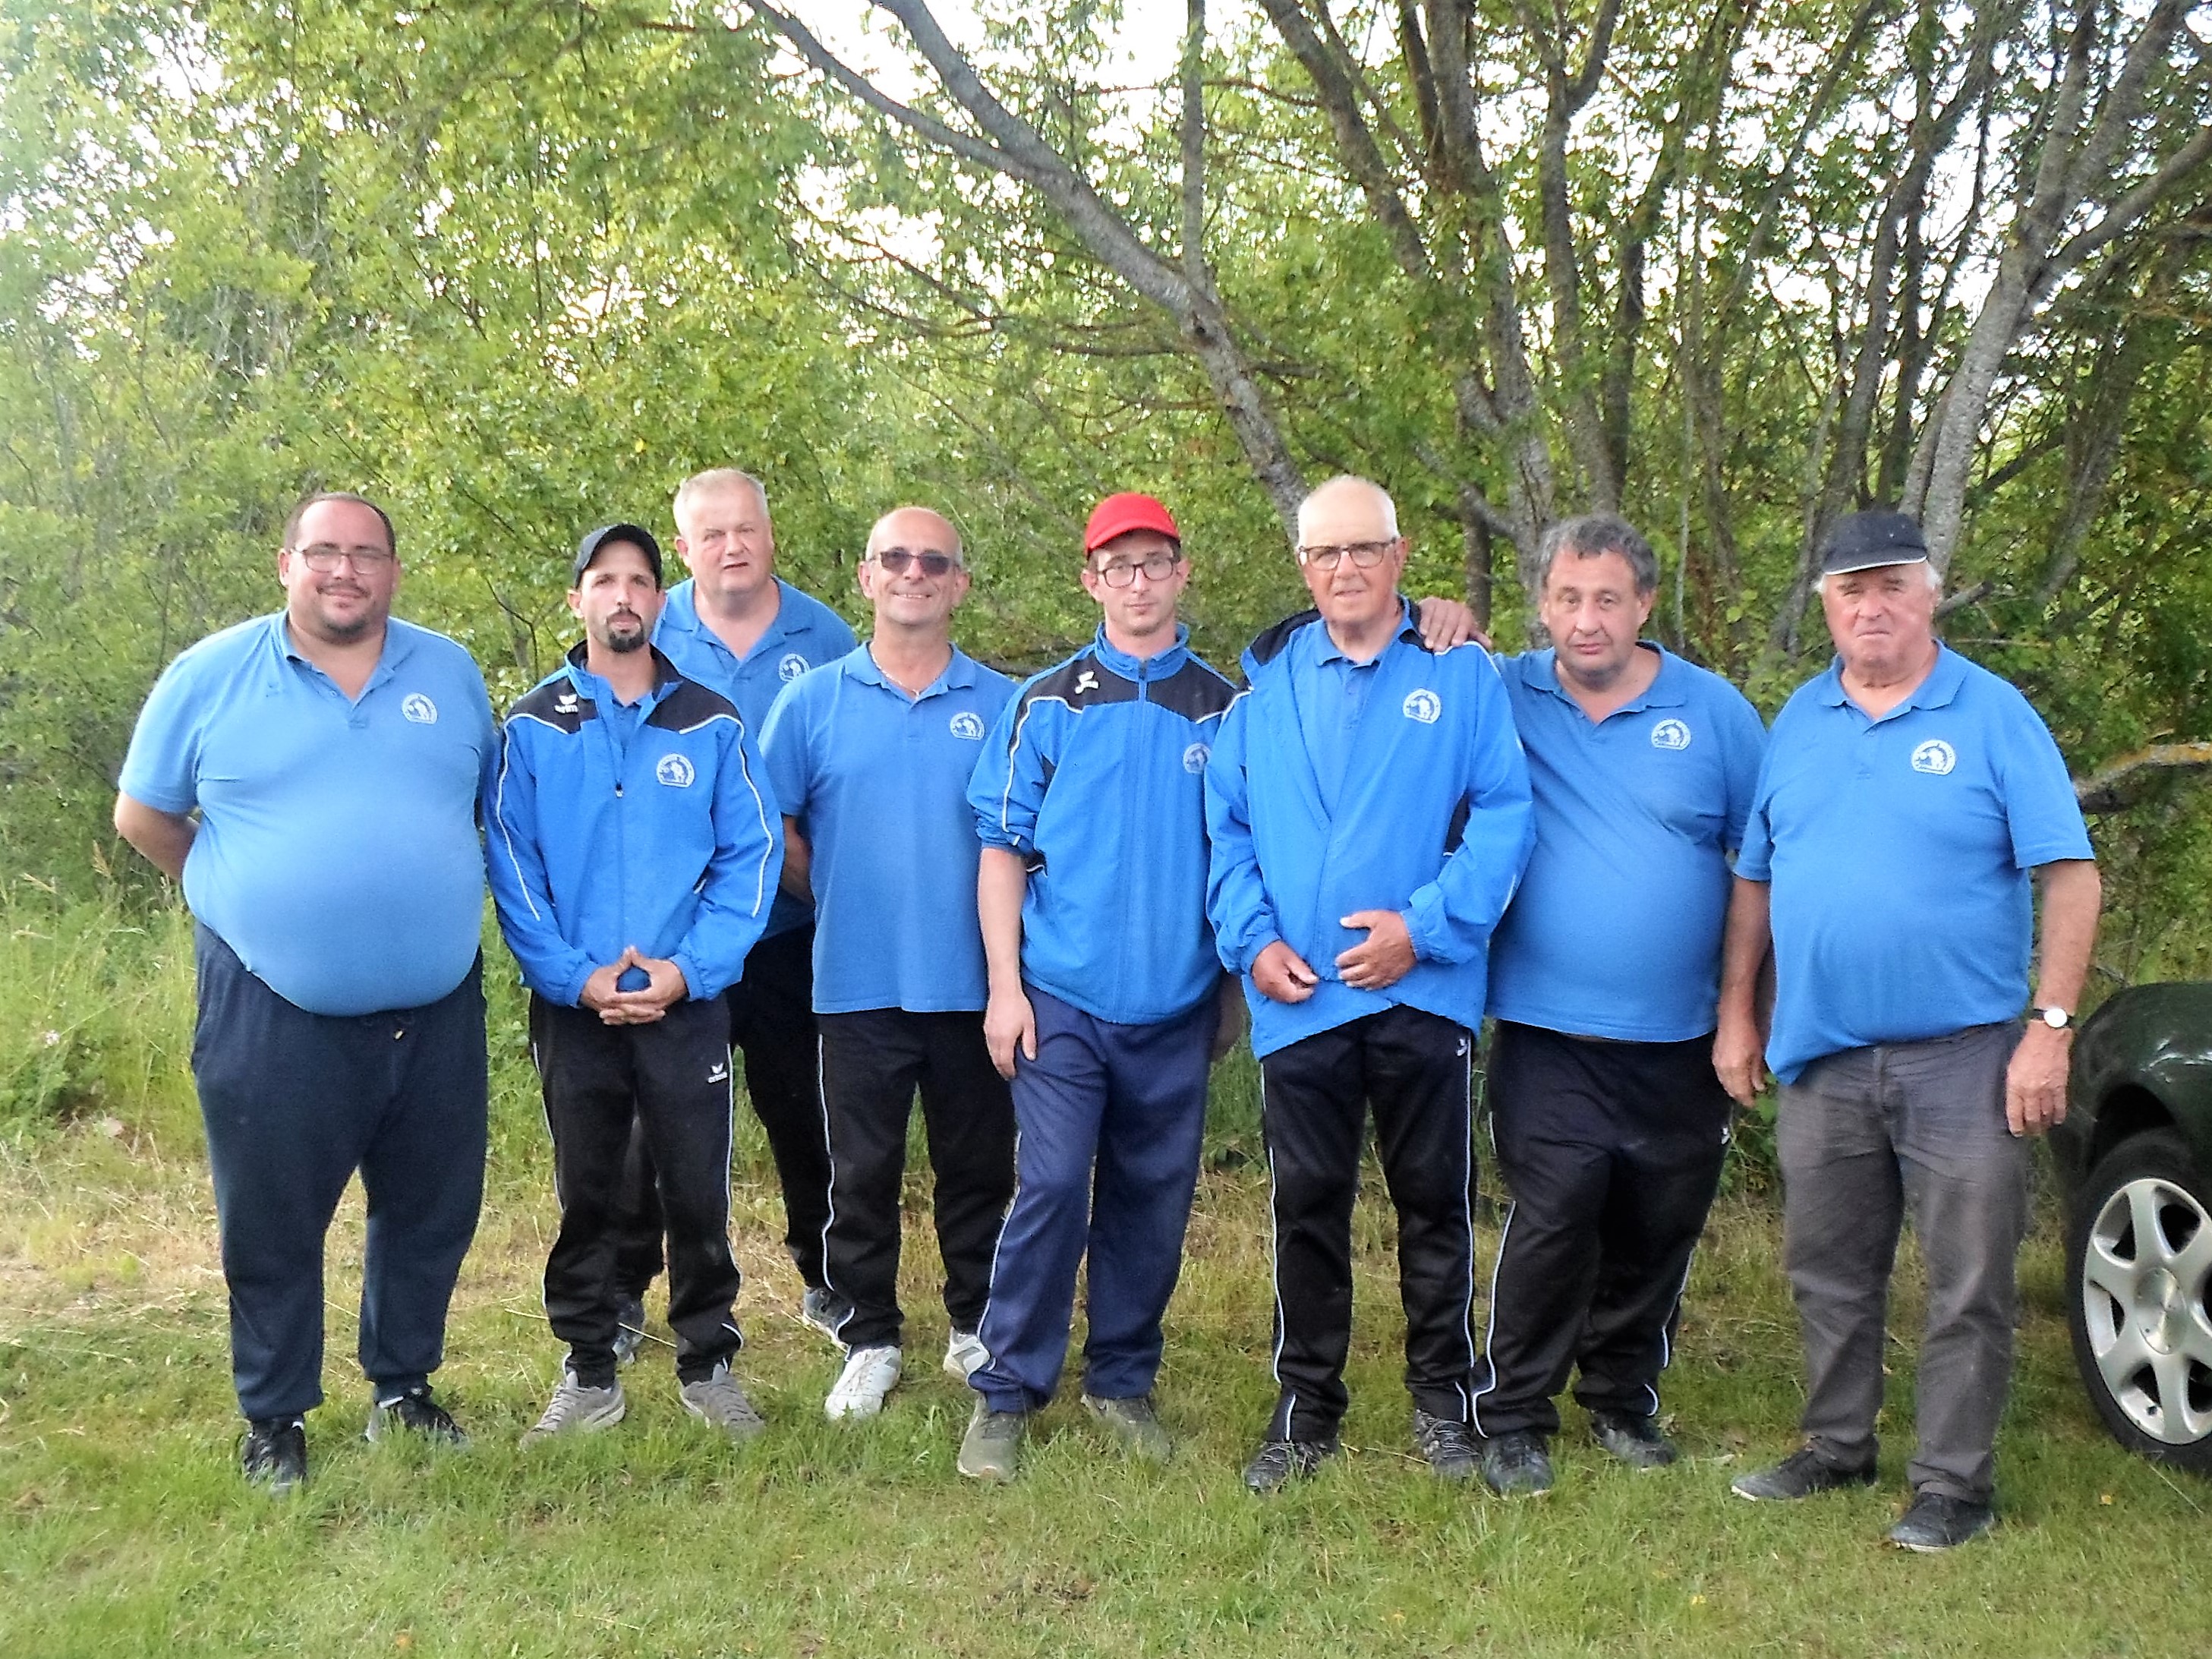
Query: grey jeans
[{"left": 1776, "top": 1022, "right": 2028, "bottom": 1502}]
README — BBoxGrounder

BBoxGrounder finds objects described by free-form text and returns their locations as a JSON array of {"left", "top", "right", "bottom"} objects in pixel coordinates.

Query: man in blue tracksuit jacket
[
  {"left": 953, "top": 493, "right": 1242, "bottom": 1481},
  {"left": 489, "top": 523, "right": 781, "bottom": 1445},
  {"left": 1206, "top": 475, "right": 1534, "bottom": 1492}
]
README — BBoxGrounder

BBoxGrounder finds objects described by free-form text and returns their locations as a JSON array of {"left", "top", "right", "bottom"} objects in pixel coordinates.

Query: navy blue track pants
[
  {"left": 970, "top": 985, "right": 1214, "bottom": 1415},
  {"left": 191, "top": 924, "right": 487, "bottom": 1422}
]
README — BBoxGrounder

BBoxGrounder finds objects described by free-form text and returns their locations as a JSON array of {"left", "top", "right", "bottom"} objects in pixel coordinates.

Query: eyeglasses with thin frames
[
  {"left": 1296, "top": 540, "right": 1395, "bottom": 572},
  {"left": 291, "top": 543, "right": 396, "bottom": 573}
]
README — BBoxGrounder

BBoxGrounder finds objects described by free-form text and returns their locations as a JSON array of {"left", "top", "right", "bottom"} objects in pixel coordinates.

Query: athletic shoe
[
  {"left": 679, "top": 1361, "right": 766, "bottom": 1441},
  {"left": 1082, "top": 1392, "right": 1173, "bottom": 1463},
  {"left": 1729, "top": 1446, "right": 1876, "bottom": 1501},
  {"left": 825, "top": 1345, "right": 903, "bottom": 1420},
  {"left": 242, "top": 1416, "right": 307, "bottom": 1494},
  {"left": 943, "top": 1327, "right": 988, "bottom": 1381},
  {"left": 1411, "top": 1408, "right": 1480, "bottom": 1481},
  {"left": 1241, "top": 1435, "right": 1338, "bottom": 1493},
  {"left": 1589, "top": 1409, "right": 1677, "bottom": 1469},
  {"left": 613, "top": 1297, "right": 648, "bottom": 1367},
  {"left": 1887, "top": 1490, "right": 1995, "bottom": 1552},
  {"left": 522, "top": 1369, "right": 626, "bottom": 1443},
  {"left": 364, "top": 1383, "right": 469, "bottom": 1448},
  {"left": 1480, "top": 1430, "right": 1555, "bottom": 1497},
  {"left": 956, "top": 1400, "right": 1026, "bottom": 1481},
  {"left": 799, "top": 1285, "right": 850, "bottom": 1345}
]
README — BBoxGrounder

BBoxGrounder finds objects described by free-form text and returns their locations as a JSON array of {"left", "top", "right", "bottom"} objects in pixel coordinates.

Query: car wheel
[{"left": 2068, "top": 1126, "right": 2212, "bottom": 1471}]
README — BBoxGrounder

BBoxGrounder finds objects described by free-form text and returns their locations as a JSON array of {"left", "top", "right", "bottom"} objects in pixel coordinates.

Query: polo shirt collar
[
  {"left": 1092, "top": 622, "right": 1190, "bottom": 681},
  {"left": 272, "top": 612, "right": 415, "bottom": 689},
  {"left": 1813, "top": 640, "right": 1965, "bottom": 716},
  {"left": 1313, "top": 598, "right": 1420, "bottom": 666},
  {"left": 1521, "top": 641, "right": 1684, "bottom": 711},
  {"left": 847, "top": 641, "right": 978, "bottom": 699},
  {"left": 660, "top": 578, "right": 802, "bottom": 658}
]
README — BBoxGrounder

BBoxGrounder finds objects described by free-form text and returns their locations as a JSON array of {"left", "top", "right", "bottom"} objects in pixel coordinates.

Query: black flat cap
[
  {"left": 1821, "top": 509, "right": 1928, "bottom": 575},
  {"left": 572, "top": 522, "right": 663, "bottom": 586}
]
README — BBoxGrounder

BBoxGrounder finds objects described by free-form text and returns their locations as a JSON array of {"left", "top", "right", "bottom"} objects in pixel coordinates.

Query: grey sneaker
[
  {"left": 799, "top": 1285, "right": 850, "bottom": 1345},
  {"left": 522, "top": 1369, "right": 626, "bottom": 1443},
  {"left": 364, "top": 1383, "right": 468, "bottom": 1448},
  {"left": 943, "top": 1327, "right": 988, "bottom": 1380},
  {"left": 1730, "top": 1446, "right": 1876, "bottom": 1501},
  {"left": 613, "top": 1297, "right": 648, "bottom": 1367},
  {"left": 956, "top": 1400, "right": 1026, "bottom": 1481},
  {"left": 1082, "top": 1392, "right": 1173, "bottom": 1462},
  {"left": 1887, "top": 1490, "right": 1995, "bottom": 1552},
  {"left": 242, "top": 1416, "right": 307, "bottom": 1494},
  {"left": 679, "top": 1361, "right": 766, "bottom": 1441}
]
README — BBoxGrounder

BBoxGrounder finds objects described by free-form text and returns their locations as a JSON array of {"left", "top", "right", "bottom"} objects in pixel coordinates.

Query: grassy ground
[{"left": 2, "top": 908, "right": 2208, "bottom": 1655}]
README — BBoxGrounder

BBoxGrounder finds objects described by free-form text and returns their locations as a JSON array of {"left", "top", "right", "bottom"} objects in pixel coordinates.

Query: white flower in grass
[{"left": 42, "top": 1030, "right": 61, "bottom": 1046}]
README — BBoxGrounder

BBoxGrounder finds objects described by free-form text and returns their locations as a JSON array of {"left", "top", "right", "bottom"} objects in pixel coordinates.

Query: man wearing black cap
[
  {"left": 1716, "top": 508, "right": 2100, "bottom": 1550},
  {"left": 488, "top": 523, "right": 783, "bottom": 1444}
]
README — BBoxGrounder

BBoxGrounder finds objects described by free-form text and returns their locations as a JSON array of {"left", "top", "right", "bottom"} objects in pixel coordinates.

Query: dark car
[{"left": 2056, "top": 984, "right": 2212, "bottom": 1471}]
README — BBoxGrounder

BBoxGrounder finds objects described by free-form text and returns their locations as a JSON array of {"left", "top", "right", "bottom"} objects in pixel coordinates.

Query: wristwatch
[{"left": 2037, "top": 1005, "right": 2072, "bottom": 1031}]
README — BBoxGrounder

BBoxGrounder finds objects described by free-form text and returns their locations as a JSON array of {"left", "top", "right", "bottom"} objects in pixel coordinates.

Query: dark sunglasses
[{"left": 871, "top": 546, "right": 960, "bottom": 578}]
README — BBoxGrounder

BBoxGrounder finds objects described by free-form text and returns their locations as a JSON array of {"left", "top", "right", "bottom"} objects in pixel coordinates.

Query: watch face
[{"left": 2041, "top": 1007, "right": 2069, "bottom": 1030}]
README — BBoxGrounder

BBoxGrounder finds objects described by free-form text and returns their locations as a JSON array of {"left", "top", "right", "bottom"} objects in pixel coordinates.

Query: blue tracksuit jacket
[
  {"left": 969, "top": 624, "right": 1237, "bottom": 1027},
  {"left": 1205, "top": 607, "right": 1535, "bottom": 1058},
  {"left": 489, "top": 644, "right": 781, "bottom": 1007}
]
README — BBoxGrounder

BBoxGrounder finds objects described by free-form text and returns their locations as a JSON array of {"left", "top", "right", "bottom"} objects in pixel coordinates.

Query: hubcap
[{"left": 2081, "top": 1173, "right": 2212, "bottom": 1446}]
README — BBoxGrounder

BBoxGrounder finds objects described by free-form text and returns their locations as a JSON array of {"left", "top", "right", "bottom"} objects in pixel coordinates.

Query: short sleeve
[
  {"left": 758, "top": 673, "right": 815, "bottom": 819},
  {"left": 116, "top": 652, "right": 209, "bottom": 813},
  {"left": 1718, "top": 686, "right": 1769, "bottom": 853},
  {"left": 1996, "top": 689, "right": 2093, "bottom": 869}
]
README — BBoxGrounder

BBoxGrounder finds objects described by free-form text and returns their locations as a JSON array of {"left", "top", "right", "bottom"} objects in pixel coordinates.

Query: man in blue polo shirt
[
  {"left": 114, "top": 490, "right": 496, "bottom": 1493},
  {"left": 953, "top": 492, "right": 1243, "bottom": 1481},
  {"left": 602, "top": 468, "right": 859, "bottom": 1361},
  {"left": 1718, "top": 509, "right": 2100, "bottom": 1552},
  {"left": 490, "top": 523, "right": 781, "bottom": 1445},
  {"left": 1206, "top": 474, "right": 1534, "bottom": 1491},
  {"left": 760, "top": 504, "right": 1017, "bottom": 1421},
  {"left": 1473, "top": 513, "right": 1766, "bottom": 1497}
]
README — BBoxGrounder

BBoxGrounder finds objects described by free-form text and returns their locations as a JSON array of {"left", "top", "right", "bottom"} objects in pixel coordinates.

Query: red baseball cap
[{"left": 1082, "top": 492, "right": 1180, "bottom": 554}]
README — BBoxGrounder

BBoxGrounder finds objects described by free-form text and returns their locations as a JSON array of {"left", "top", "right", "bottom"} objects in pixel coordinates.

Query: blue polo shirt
[
  {"left": 760, "top": 644, "right": 1016, "bottom": 1014},
  {"left": 1736, "top": 644, "right": 2092, "bottom": 1083},
  {"left": 1488, "top": 645, "right": 1767, "bottom": 1042},
  {"left": 654, "top": 577, "right": 858, "bottom": 939},
  {"left": 118, "top": 613, "right": 497, "bottom": 1017}
]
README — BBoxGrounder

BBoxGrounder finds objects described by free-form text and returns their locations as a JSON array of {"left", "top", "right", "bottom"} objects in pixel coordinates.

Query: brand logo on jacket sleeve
[
  {"left": 1911, "top": 740, "right": 1957, "bottom": 775},
  {"left": 656, "top": 753, "right": 697, "bottom": 787},
  {"left": 1402, "top": 689, "right": 1442, "bottom": 724},
  {"left": 1650, "top": 718, "right": 1691, "bottom": 750},
  {"left": 402, "top": 693, "right": 439, "bottom": 724},
  {"left": 778, "top": 652, "right": 810, "bottom": 683},
  {"left": 950, "top": 711, "right": 986, "bottom": 740}
]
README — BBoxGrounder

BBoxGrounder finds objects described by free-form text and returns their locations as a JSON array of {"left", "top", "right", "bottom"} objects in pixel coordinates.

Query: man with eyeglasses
[
  {"left": 759, "top": 506, "right": 1017, "bottom": 1421},
  {"left": 1206, "top": 474, "right": 1534, "bottom": 1492},
  {"left": 598, "top": 469, "right": 859, "bottom": 1367},
  {"left": 113, "top": 490, "right": 497, "bottom": 1493},
  {"left": 951, "top": 493, "right": 1243, "bottom": 1481}
]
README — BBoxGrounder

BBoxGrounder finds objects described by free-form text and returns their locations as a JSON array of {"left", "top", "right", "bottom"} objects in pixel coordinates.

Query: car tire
[{"left": 2067, "top": 1126, "right": 2212, "bottom": 1472}]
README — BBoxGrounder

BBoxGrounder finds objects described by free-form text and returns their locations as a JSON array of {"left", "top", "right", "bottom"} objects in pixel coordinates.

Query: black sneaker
[
  {"left": 1887, "top": 1490, "right": 1995, "bottom": 1552},
  {"left": 1479, "top": 1429, "right": 1554, "bottom": 1497},
  {"left": 1590, "top": 1409, "right": 1678, "bottom": 1469},
  {"left": 1411, "top": 1408, "right": 1480, "bottom": 1481},
  {"left": 613, "top": 1297, "right": 648, "bottom": 1368},
  {"left": 1730, "top": 1446, "right": 1877, "bottom": 1501},
  {"left": 364, "top": 1383, "right": 469, "bottom": 1447},
  {"left": 242, "top": 1416, "right": 307, "bottom": 1493},
  {"left": 1241, "top": 1435, "right": 1338, "bottom": 1493}
]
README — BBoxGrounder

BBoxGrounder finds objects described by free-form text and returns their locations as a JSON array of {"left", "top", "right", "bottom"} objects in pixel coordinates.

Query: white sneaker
[
  {"left": 943, "top": 1327, "right": 989, "bottom": 1381},
  {"left": 825, "top": 1345, "right": 903, "bottom": 1420}
]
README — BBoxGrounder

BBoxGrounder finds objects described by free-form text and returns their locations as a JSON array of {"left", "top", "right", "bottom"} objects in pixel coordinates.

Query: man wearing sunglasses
[
  {"left": 599, "top": 469, "right": 860, "bottom": 1368},
  {"left": 113, "top": 490, "right": 498, "bottom": 1493},
  {"left": 759, "top": 506, "right": 1018, "bottom": 1421},
  {"left": 1206, "top": 475, "right": 1535, "bottom": 1492}
]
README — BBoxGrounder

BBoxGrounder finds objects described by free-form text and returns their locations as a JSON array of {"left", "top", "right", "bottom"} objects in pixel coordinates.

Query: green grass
[{"left": 2, "top": 907, "right": 2209, "bottom": 1655}]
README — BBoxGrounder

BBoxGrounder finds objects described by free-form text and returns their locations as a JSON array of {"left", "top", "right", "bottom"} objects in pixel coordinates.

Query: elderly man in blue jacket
[
  {"left": 1207, "top": 475, "right": 1534, "bottom": 1491},
  {"left": 490, "top": 523, "right": 781, "bottom": 1446}
]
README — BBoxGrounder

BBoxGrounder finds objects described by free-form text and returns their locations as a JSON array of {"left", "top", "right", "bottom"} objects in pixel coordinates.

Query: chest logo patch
[
  {"left": 656, "top": 753, "right": 696, "bottom": 788},
  {"left": 1402, "top": 689, "right": 1442, "bottom": 725},
  {"left": 777, "top": 652, "right": 810, "bottom": 683},
  {"left": 1911, "top": 740, "right": 1958, "bottom": 776},
  {"left": 1650, "top": 718, "right": 1691, "bottom": 751},
  {"left": 1183, "top": 742, "right": 1211, "bottom": 774},
  {"left": 401, "top": 693, "right": 438, "bottom": 725},
  {"left": 949, "top": 711, "right": 986, "bottom": 741}
]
